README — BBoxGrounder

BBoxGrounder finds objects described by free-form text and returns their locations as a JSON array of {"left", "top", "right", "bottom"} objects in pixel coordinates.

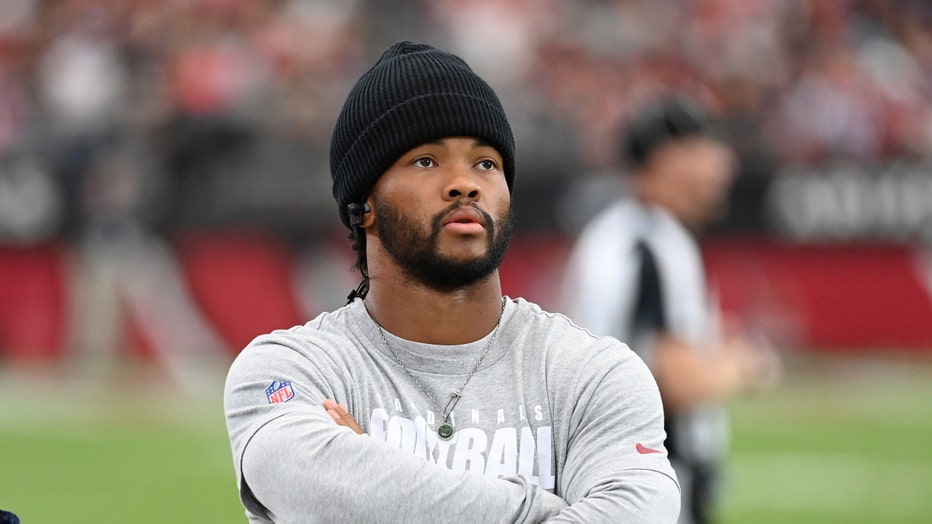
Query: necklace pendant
[{"left": 437, "top": 423, "right": 455, "bottom": 440}]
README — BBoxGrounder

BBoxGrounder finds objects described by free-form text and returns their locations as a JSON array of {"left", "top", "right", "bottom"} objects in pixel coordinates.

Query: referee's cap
[{"left": 623, "top": 96, "right": 714, "bottom": 168}]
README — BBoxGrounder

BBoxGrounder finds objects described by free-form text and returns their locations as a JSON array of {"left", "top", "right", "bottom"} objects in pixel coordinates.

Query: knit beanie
[{"left": 330, "top": 41, "right": 516, "bottom": 229}]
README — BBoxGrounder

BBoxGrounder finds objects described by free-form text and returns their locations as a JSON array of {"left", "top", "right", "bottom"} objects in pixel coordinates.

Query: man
[
  {"left": 562, "top": 97, "right": 781, "bottom": 523},
  {"left": 223, "top": 42, "right": 680, "bottom": 523}
]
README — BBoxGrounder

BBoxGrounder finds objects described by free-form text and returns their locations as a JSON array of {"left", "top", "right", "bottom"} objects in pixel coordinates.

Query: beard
[{"left": 373, "top": 197, "right": 514, "bottom": 292}]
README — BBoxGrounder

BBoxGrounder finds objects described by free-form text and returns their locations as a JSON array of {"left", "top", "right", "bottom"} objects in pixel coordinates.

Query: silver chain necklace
[{"left": 375, "top": 297, "right": 506, "bottom": 440}]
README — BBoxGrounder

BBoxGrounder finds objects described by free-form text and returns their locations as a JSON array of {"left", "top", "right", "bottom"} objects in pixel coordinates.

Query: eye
[
  {"left": 476, "top": 159, "right": 498, "bottom": 171},
  {"left": 413, "top": 157, "right": 436, "bottom": 168}
]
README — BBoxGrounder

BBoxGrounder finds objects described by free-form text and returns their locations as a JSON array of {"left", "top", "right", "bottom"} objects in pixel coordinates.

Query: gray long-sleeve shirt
[{"left": 224, "top": 297, "right": 680, "bottom": 523}]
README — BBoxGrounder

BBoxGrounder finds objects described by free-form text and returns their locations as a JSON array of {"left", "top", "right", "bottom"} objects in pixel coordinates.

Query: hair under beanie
[{"left": 330, "top": 41, "right": 516, "bottom": 230}]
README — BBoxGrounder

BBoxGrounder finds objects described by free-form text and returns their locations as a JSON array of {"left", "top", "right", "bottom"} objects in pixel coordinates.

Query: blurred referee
[{"left": 562, "top": 96, "right": 782, "bottom": 523}]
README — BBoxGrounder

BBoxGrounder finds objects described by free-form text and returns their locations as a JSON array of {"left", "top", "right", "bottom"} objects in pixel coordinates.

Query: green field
[
  {"left": 719, "top": 354, "right": 932, "bottom": 524},
  {"left": 1, "top": 354, "right": 931, "bottom": 523},
  {"left": 0, "top": 364, "right": 243, "bottom": 523}
]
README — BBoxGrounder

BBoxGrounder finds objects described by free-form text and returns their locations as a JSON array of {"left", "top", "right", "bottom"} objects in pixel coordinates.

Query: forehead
[{"left": 654, "top": 136, "right": 733, "bottom": 161}]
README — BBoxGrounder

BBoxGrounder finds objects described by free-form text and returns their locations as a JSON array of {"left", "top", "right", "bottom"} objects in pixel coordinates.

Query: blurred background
[{"left": 1, "top": 0, "right": 931, "bottom": 522}]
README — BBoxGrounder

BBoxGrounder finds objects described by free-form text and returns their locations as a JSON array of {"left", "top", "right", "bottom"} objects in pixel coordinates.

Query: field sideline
[{"left": 1, "top": 353, "right": 931, "bottom": 523}]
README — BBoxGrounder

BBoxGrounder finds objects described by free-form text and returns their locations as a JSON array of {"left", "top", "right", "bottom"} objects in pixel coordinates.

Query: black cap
[
  {"left": 330, "top": 41, "right": 516, "bottom": 229},
  {"left": 623, "top": 96, "right": 711, "bottom": 168}
]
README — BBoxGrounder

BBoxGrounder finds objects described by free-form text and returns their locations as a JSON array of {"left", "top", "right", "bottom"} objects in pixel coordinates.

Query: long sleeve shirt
[{"left": 224, "top": 296, "right": 680, "bottom": 523}]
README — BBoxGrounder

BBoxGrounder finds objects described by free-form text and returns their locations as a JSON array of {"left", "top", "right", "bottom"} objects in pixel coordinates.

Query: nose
[{"left": 443, "top": 164, "right": 480, "bottom": 201}]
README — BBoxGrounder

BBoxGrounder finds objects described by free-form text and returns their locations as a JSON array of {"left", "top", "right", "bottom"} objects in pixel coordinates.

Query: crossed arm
[
  {"left": 239, "top": 404, "right": 569, "bottom": 523},
  {"left": 317, "top": 354, "right": 681, "bottom": 524}
]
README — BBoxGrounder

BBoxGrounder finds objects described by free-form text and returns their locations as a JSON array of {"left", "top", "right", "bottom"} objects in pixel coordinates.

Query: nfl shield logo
[{"left": 266, "top": 380, "right": 295, "bottom": 404}]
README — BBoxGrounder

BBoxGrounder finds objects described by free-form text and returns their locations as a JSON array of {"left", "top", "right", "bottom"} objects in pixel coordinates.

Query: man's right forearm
[{"left": 241, "top": 412, "right": 567, "bottom": 523}]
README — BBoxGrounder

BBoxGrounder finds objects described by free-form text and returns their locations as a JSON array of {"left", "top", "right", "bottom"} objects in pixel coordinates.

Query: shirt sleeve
[
  {"left": 224, "top": 340, "right": 568, "bottom": 523},
  {"left": 562, "top": 241, "right": 614, "bottom": 338},
  {"left": 547, "top": 341, "right": 681, "bottom": 523},
  {"left": 561, "top": 228, "right": 639, "bottom": 345}
]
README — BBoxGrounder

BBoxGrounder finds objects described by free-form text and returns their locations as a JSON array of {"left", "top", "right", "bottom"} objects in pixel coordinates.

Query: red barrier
[
  {"left": 702, "top": 238, "right": 932, "bottom": 351},
  {"left": 173, "top": 231, "right": 305, "bottom": 352},
  {"left": 3, "top": 235, "right": 931, "bottom": 361},
  {"left": 0, "top": 243, "right": 69, "bottom": 359}
]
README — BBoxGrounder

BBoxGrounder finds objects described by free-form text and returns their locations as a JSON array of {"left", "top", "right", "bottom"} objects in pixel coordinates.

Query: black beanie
[{"left": 330, "top": 41, "right": 516, "bottom": 230}]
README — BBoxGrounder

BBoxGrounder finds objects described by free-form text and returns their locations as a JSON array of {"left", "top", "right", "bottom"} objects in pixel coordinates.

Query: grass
[
  {"left": 1, "top": 353, "right": 931, "bottom": 523},
  {"left": 718, "top": 353, "right": 932, "bottom": 524},
  {"left": 0, "top": 363, "right": 244, "bottom": 524}
]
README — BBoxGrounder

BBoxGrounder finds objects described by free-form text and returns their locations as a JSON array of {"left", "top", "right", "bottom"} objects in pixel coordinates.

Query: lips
[{"left": 442, "top": 207, "right": 487, "bottom": 228}]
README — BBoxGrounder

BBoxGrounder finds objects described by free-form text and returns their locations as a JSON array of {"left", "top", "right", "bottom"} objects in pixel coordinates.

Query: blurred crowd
[{"left": 1, "top": 0, "right": 931, "bottom": 245}]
